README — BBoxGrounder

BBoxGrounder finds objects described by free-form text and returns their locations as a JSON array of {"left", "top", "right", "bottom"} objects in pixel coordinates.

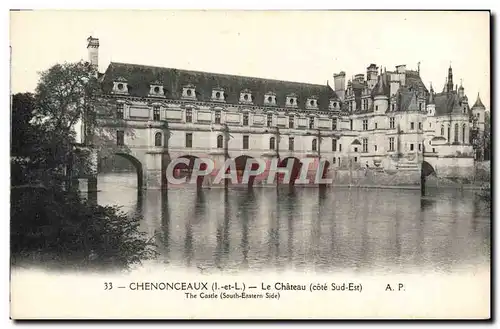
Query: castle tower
[
  {"left": 373, "top": 74, "right": 388, "bottom": 113},
  {"left": 426, "top": 83, "right": 435, "bottom": 116},
  {"left": 471, "top": 93, "right": 486, "bottom": 132},
  {"left": 366, "top": 64, "right": 378, "bottom": 90},
  {"left": 87, "top": 36, "right": 100, "bottom": 69}
]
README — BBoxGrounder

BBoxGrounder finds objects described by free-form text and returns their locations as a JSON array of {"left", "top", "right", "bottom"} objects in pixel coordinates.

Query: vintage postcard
[{"left": 9, "top": 10, "right": 491, "bottom": 319}]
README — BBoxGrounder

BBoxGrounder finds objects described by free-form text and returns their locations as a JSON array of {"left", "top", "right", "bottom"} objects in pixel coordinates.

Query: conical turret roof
[{"left": 472, "top": 93, "right": 485, "bottom": 109}]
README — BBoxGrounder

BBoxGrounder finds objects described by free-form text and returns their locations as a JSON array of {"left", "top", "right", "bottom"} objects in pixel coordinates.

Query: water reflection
[{"left": 97, "top": 173, "right": 491, "bottom": 274}]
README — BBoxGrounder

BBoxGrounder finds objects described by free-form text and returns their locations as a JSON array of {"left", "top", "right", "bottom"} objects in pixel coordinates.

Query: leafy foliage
[{"left": 10, "top": 61, "right": 157, "bottom": 270}]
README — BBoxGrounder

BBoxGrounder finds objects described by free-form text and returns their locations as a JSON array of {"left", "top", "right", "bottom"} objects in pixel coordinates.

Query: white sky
[{"left": 10, "top": 10, "right": 490, "bottom": 108}]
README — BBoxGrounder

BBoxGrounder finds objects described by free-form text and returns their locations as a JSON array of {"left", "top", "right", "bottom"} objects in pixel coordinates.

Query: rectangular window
[
  {"left": 433, "top": 148, "right": 436, "bottom": 153},
  {"left": 392, "top": 104, "right": 395, "bottom": 111},
  {"left": 186, "top": 109, "right": 192, "bottom": 123},
  {"left": 374, "top": 145, "right": 378, "bottom": 152},
  {"left": 332, "top": 139, "right": 337, "bottom": 152},
  {"left": 339, "top": 144, "right": 342, "bottom": 152},
  {"left": 267, "top": 113, "right": 272, "bottom": 127},
  {"left": 362, "top": 119, "right": 368, "bottom": 131},
  {"left": 418, "top": 122, "right": 422, "bottom": 130},
  {"left": 289, "top": 116, "right": 294, "bottom": 128},
  {"left": 214, "top": 111, "right": 221, "bottom": 124},
  {"left": 354, "top": 157, "right": 358, "bottom": 162},
  {"left": 375, "top": 122, "right": 378, "bottom": 129},
  {"left": 410, "top": 122, "right": 414, "bottom": 130},
  {"left": 116, "top": 104, "right": 124, "bottom": 119},
  {"left": 362, "top": 138, "right": 368, "bottom": 153},
  {"left": 390, "top": 117, "right": 395, "bottom": 129},
  {"left": 289, "top": 137, "right": 294, "bottom": 151},
  {"left": 185, "top": 133, "right": 193, "bottom": 148},
  {"left": 389, "top": 137, "right": 394, "bottom": 151},
  {"left": 418, "top": 143, "right": 421, "bottom": 151},
  {"left": 116, "top": 131, "right": 124, "bottom": 146},
  {"left": 243, "top": 135, "right": 249, "bottom": 150},
  {"left": 332, "top": 157, "right": 336, "bottom": 164},
  {"left": 375, "top": 105, "right": 379, "bottom": 111},
  {"left": 243, "top": 113, "right": 249, "bottom": 126},
  {"left": 309, "top": 117, "right": 315, "bottom": 129},
  {"left": 354, "top": 147, "right": 358, "bottom": 153},
  {"left": 410, "top": 143, "right": 414, "bottom": 151},
  {"left": 350, "top": 120, "right": 353, "bottom": 130},
  {"left": 332, "top": 118, "right": 337, "bottom": 130},
  {"left": 153, "top": 106, "right": 160, "bottom": 121}
]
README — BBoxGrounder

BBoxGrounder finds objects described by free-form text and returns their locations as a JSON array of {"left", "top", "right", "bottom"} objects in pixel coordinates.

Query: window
[
  {"left": 441, "top": 125, "right": 444, "bottom": 136},
  {"left": 429, "top": 122, "right": 432, "bottom": 128},
  {"left": 289, "top": 116, "right": 294, "bottom": 128},
  {"left": 349, "top": 102, "right": 353, "bottom": 112},
  {"left": 312, "top": 139, "right": 317, "bottom": 151},
  {"left": 418, "top": 122, "right": 422, "bottom": 130},
  {"left": 390, "top": 117, "right": 395, "bottom": 129},
  {"left": 419, "top": 103, "right": 422, "bottom": 111},
  {"left": 332, "top": 139, "right": 337, "bottom": 152},
  {"left": 354, "top": 157, "right": 358, "bottom": 162},
  {"left": 447, "top": 126, "right": 450, "bottom": 141},
  {"left": 350, "top": 120, "right": 353, "bottom": 130},
  {"left": 392, "top": 104, "right": 395, "bottom": 111},
  {"left": 418, "top": 143, "right": 421, "bottom": 151},
  {"left": 338, "top": 157, "right": 341, "bottom": 165},
  {"left": 269, "top": 137, "right": 275, "bottom": 150},
  {"left": 410, "top": 143, "right": 414, "bottom": 151},
  {"left": 243, "top": 113, "right": 249, "bottom": 126},
  {"left": 332, "top": 118, "right": 337, "bottom": 130},
  {"left": 339, "top": 144, "right": 342, "bottom": 152},
  {"left": 153, "top": 106, "right": 160, "bottom": 121},
  {"left": 354, "top": 147, "right": 358, "bottom": 152},
  {"left": 362, "top": 119, "right": 368, "bottom": 131},
  {"left": 454, "top": 123, "right": 459, "bottom": 143},
  {"left": 185, "top": 133, "right": 193, "bottom": 148},
  {"left": 332, "top": 157, "right": 336, "bottom": 164},
  {"left": 433, "top": 148, "right": 436, "bottom": 153},
  {"left": 462, "top": 124, "right": 466, "bottom": 144},
  {"left": 374, "top": 145, "right": 378, "bottom": 152},
  {"left": 375, "top": 105, "right": 379, "bottom": 111},
  {"left": 289, "top": 137, "right": 294, "bottom": 151},
  {"left": 243, "top": 135, "right": 249, "bottom": 149},
  {"left": 217, "top": 135, "right": 223, "bottom": 149},
  {"left": 186, "top": 109, "right": 192, "bottom": 123},
  {"left": 116, "top": 103, "right": 124, "bottom": 119},
  {"left": 309, "top": 117, "right": 315, "bottom": 129},
  {"left": 410, "top": 122, "right": 414, "bottom": 130},
  {"left": 154, "top": 132, "right": 162, "bottom": 147},
  {"left": 362, "top": 138, "right": 368, "bottom": 153},
  {"left": 116, "top": 131, "right": 124, "bottom": 146},
  {"left": 267, "top": 113, "right": 272, "bottom": 127},
  {"left": 375, "top": 122, "right": 378, "bottom": 129},
  {"left": 389, "top": 137, "right": 395, "bottom": 151},
  {"left": 215, "top": 111, "right": 221, "bottom": 124}
]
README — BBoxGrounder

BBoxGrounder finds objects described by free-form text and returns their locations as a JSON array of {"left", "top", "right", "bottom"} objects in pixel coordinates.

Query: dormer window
[
  {"left": 112, "top": 77, "right": 129, "bottom": 94},
  {"left": 239, "top": 89, "right": 253, "bottom": 104},
  {"left": 149, "top": 81, "right": 164, "bottom": 97},
  {"left": 286, "top": 93, "right": 298, "bottom": 108},
  {"left": 306, "top": 96, "right": 318, "bottom": 110},
  {"left": 264, "top": 92, "right": 277, "bottom": 106},
  {"left": 329, "top": 99, "right": 338, "bottom": 110},
  {"left": 211, "top": 87, "right": 225, "bottom": 102},
  {"left": 182, "top": 84, "right": 197, "bottom": 100}
]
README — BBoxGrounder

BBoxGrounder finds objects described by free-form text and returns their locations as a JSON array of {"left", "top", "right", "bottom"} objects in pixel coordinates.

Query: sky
[{"left": 9, "top": 10, "right": 490, "bottom": 108}]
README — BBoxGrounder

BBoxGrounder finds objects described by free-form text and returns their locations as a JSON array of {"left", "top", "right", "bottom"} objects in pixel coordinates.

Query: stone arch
[
  {"left": 234, "top": 155, "right": 260, "bottom": 188},
  {"left": 154, "top": 132, "right": 162, "bottom": 146},
  {"left": 173, "top": 155, "right": 206, "bottom": 188},
  {"left": 421, "top": 160, "right": 436, "bottom": 178},
  {"left": 115, "top": 152, "right": 144, "bottom": 189},
  {"left": 278, "top": 157, "right": 302, "bottom": 186}
]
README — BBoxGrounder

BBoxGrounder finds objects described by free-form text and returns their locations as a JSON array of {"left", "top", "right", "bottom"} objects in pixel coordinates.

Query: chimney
[
  {"left": 87, "top": 36, "right": 99, "bottom": 69},
  {"left": 333, "top": 71, "right": 346, "bottom": 101}
]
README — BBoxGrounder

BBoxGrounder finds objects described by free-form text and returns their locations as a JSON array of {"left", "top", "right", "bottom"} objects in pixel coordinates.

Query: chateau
[{"left": 85, "top": 37, "right": 487, "bottom": 189}]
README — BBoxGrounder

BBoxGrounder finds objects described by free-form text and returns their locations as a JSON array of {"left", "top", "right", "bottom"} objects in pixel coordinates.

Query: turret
[
  {"left": 471, "top": 93, "right": 486, "bottom": 132},
  {"left": 447, "top": 65, "right": 454, "bottom": 93},
  {"left": 373, "top": 75, "right": 388, "bottom": 113},
  {"left": 366, "top": 63, "right": 378, "bottom": 89},
  {"left": 458, "top": 79, "right": 465, "bottom": 99},
  {"left": 426, "top": 83, "right": 435, "bottom": 116}
]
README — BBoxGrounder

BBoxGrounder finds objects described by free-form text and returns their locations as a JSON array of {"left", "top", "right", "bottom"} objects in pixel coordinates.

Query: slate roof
[
  {"left": 472, "top": 93, "right": 485, "bottom": 109},
  {"left": 100, "top": 62, "right": 338, "bottom": 110},
  {"left": 433, "top": 91, "right": 463, "bottom": 116}
]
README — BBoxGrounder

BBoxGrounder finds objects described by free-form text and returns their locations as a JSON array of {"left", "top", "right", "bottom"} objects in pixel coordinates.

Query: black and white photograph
[{"left": 9, "top": 9, "right": 491, "bottom": 319}]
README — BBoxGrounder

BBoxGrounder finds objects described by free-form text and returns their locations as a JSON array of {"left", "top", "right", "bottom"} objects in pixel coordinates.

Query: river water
[{"left": 94, "top": 173, "right": 491, "bottom": 275}]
